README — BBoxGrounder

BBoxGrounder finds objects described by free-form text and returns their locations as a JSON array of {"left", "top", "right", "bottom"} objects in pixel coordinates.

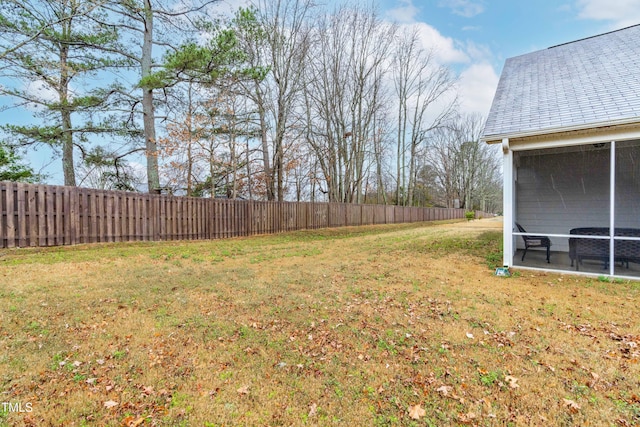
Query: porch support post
[
  {"left": 609, "top": 141, "right": 616, "bottom": 276},
  {"left": 502, "top": 138, "right": 514, "bottom": 267}
]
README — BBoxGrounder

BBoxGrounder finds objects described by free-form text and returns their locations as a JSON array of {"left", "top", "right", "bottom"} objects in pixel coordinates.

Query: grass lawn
[{"left": 1, "top": 219, "right": 639, "bottom": 426}]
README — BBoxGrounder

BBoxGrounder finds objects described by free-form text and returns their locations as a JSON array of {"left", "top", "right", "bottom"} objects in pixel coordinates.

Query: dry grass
[{"left": 1, "top": 219, "right": 639, "bottom": 426}]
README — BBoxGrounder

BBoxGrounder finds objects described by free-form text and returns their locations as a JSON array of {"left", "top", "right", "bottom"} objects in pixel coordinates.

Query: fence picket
[
  {"left": 37, "top": 185, "right": 47, "bottom": 246},
  {"left": 17, "top": 183, "right": 27, "bottom": 247},
  {"left": 5, "top": 182, "right": 15, "bottom": 248},
  {"left": 27, "top": 185, "right": 37, "bottom": 246},
  {"left": 0, "top": 184, "right": 5, "bottom": 247}
]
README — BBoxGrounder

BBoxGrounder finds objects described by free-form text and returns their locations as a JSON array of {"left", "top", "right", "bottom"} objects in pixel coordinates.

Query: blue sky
[{"left": 374, "top": 0, "right": 640, "bottom": 117}]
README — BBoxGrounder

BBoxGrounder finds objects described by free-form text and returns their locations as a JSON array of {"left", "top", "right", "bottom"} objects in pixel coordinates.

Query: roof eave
[{"left": 482, "top": 117, "right": 640, "bottom": 144}]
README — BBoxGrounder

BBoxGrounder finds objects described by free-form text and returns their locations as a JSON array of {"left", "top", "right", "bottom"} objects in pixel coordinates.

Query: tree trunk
[
  {"left": 142, "top": 0, "right": 160, "bottom": 194},
  {"left": 186, "top": 84, "right": 193, "bottom": 196},
  {"left": 373, "top": 119, "right": 386, "bottom": 204},
  {"left": 246, "top": 141, "right": 253, "bottom": 200},
  {"left": 61, "top": 112, "right": 75, "bottom": 186},
  {"left": 407, "top": 136, "right": 418, "bottom": 206},
  {"left": 257, "top": 99, "right": 274, "bottom": 200},
  {"left": 230, "top": 131, "right": 238, "bottom": 199},
  {"left": 59, "top": 35, "right": 75, "bottom": 186}
]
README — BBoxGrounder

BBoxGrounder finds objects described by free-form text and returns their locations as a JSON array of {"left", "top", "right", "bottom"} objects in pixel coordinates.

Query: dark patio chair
[{"left": 515, "top": 223, "right": 551, "bottom": 263}]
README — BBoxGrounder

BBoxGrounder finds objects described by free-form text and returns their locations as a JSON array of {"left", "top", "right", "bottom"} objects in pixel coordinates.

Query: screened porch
[{"left": 511, "top": 140, "right": 640, "bottom": 278}]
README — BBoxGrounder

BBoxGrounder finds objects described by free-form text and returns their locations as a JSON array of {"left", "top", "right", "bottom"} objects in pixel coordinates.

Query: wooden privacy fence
[{"left": 0, "top": 181, "right": 467, "bottom": 249}]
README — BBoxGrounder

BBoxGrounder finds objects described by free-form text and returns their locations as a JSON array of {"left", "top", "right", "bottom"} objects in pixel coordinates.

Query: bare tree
[
  {"left": 392, "top": 27, "right": 457, "bottom": 206},
  {"left": 303, "top": 4, "right": 395, "bottom": 203},
  {"left": 421, "top": 114, "right": 501, "bottom": 211},
  {"left": 77, "top": 146, "right": 144, "bottom": 191},
  {"left": 236, "top": 0, "right": 315, "bottom": 201},
  {"left": 158, "top": 82, "right": 211, "bottom": 195},
  {"left": 372, "top": 111, "right": 394, "bottom": 204}
]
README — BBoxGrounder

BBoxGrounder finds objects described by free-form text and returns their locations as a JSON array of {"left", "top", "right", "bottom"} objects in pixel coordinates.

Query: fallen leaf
[
  {"left": 436, "top": 385, "right": 452, "bottom": 396},
  {"left": 466, "top": 332, "right": 474, "bottom": 339},
  {"left": 451, "top": 393, "right": 465, "bottom": 404},
  {"left": 408, "top": 404, "right": 426, "bottom": 420},
  {"left": 505, "top": 375, "right": 519, "bottom": 389},
  {"left": 237, "top": 385, "right": 250, "bottom": 395},
  {"left": 122, "top": 416, "right": 145, "bottom": 427},
  {"left": 588, "top": 372, "right": 600, "bottom": 389},
  {"left": 540, "top": 361, "right": 556, "bottom": 372},
  {"left": 458, "top": 412, "right": 477, "bottom": 424},
  {"left": 103, "top": 400, "right": 118, "bottom": 409},
  {"left": 563, "top": 398, "right": 581, "bottom": 413},
  {"left": 308, "top": 403, "right": 318, "bottom": 417}
]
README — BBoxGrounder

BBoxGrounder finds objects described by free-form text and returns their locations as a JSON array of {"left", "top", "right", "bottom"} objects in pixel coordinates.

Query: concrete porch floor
[{"left": 513, "top": 249, "right": 640, "bottom": 277}]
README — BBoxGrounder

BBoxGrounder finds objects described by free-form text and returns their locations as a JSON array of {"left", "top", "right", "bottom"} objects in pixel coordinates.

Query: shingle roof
[{"left": 483, "top": 25, "right": 640, "bottom": 141}]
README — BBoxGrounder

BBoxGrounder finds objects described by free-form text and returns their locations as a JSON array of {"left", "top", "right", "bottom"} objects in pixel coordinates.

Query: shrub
[{"left": 465, "top": 211, "right": 475, "bottom": 221}]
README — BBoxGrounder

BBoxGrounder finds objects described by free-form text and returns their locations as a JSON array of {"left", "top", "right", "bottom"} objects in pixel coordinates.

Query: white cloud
[
  {"left": 399, "top": 22, "right": 469, "bottom": 64},
  {"left": 25, "top": 80, "right": 58, "bottom": 101},
  {"left": 463, "top": 40, "right": 493, "bottom": 62},
  {"left": 387, "top": 0, "right": 420, "bottom": 23},
  {"left": 207, "top": 0, "right": 252, "bottom": 17},
  {"left": 457, "top": 62, "right": 499, "bottom": 116},
  {"left": 23, "top": 79, "right": 59, "bottom": 112},
  {"left": 439, "top": 0, "right": 485, "bottom": 18},
  {"left": 385, "top": 3, "right": 497, "bottom": 117},
  {"left": 575, "top": 0, "right": 640, "bottom": 28},
  {"left": 382, "top": 33, "right": 497, "bottom": 120}
]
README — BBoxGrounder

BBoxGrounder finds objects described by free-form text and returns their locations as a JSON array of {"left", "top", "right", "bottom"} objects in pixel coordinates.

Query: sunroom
[{"left": 483, "top": 25, "right": 640, "bottom": 279}]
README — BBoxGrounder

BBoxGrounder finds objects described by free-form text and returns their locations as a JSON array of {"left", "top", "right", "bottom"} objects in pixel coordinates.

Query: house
[{"left": 482, "top": 24, "right": 640, "bottom": 278}]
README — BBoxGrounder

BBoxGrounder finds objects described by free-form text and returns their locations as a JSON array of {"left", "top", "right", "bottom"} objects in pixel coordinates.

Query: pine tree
[
  {"left": 0, "top": 0, "right": 129, "bottom": 186},
  {"left": 0, "top": 141, "right": 40, "bottom": 182}
]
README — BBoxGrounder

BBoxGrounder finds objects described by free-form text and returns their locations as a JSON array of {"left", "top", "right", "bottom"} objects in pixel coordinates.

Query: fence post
[
  {"left": 5, "top": 182, "right": 15, "bottom": 248},
  {"left": 0, "top": 183, "right": 5, "bottom": 248}
]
